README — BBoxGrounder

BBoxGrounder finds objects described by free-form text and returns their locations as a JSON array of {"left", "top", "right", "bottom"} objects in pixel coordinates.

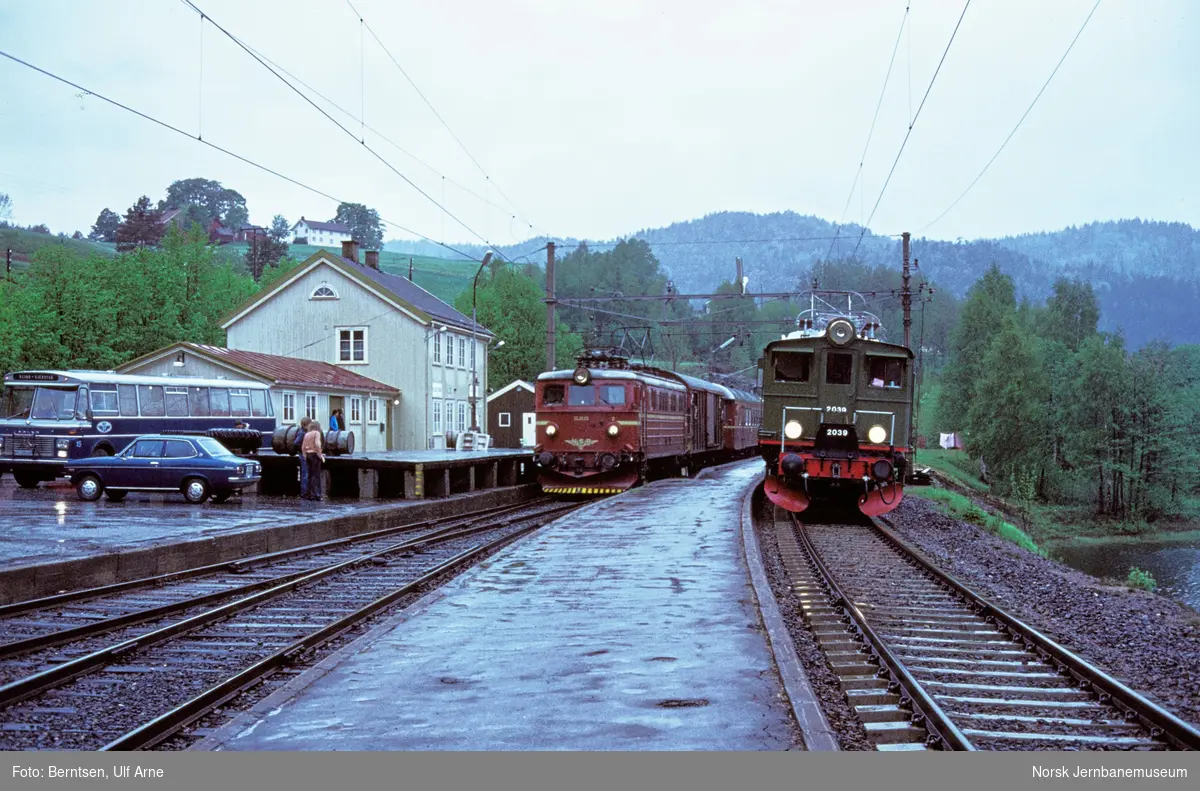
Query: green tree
[
  {"left": 1067, "top": 334, "right": 1130, "bottom": 515},
  {"left": 0, "top": 192, "right": 11, "bottom": 220},
  {"left": 114, "top": 196, "right": 165, "bottom": 252},
  {"left": 1040, "top": 278, "right": 1100, "bottom": 352},
  {"left": 268, "top": 215, "right": 291, "bottom": 243},
  {"left": 88, "top": 208, "right": 121, "bottom": 242},
  {"left": 938, "top": 264, "right": 1016, "bottom": 429},
  {"left": 161, "top": 178, "right": 248, "bottom": 227},
  {"left": 454, "top": 267, "right": 583, "bottom": 386},
  {"left": 243, "top": 232, "right": 289, "bottom": 281},
  {"left": 333, "top": 202, "right": 384, "bottom": 249}
]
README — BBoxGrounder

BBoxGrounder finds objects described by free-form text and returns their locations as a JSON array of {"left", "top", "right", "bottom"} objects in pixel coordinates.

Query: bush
[{"left": 1126, "top": 567, "right": 1157, "bottom": 592}]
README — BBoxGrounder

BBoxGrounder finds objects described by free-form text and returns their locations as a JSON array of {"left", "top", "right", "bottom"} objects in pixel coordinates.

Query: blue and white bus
[{"left": 1, "top": 371, "right": 275, "bottom": 488}]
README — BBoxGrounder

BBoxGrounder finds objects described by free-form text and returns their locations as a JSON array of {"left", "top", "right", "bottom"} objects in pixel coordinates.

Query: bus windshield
[{"left": 3, "top": 386, "right": 78, "bottom": 420}]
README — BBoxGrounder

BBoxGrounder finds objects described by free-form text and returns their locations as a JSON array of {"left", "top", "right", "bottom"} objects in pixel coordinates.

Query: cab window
[
  {"left": 542, "top": 385, "right": 565, "bottom": 406},
  {"left": 598, "top": 384, "right": 626, "bottom": 406},
  {"left": 568, "top": 385, "right": 596, "bottom": 406},
  {"left": 775, "top": 352, "right": 812, "bottom": 383},
  {"left": 866, "top": 357, "right": 905, "bottom": 389},
  {"left": 825, "top": 353, "right": 853, "bottom": 385},
  {"left": 131, "top": 439, "right": 164, "bottom": 458}
]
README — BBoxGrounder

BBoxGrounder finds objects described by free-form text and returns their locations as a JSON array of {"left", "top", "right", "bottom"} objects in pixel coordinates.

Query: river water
[{"left": 1051, "top": 539, "right": 1200, "bottom": 611}]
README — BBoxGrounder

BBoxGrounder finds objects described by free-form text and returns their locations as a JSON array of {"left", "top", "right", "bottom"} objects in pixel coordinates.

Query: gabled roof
[
  {"left": 293, "top": 217, "right": 351, "bottom": 233},
  {"left": 221, "top": 249, "right": 492, "bottom": 336},
  {"left": 117, "top": 342, "right": 400, "bottom": 395},
  {"left": 487, "top": 380, "right": 534, "bottom": 402}
]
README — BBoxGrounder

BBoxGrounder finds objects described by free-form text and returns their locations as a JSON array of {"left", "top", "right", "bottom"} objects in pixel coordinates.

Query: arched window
[{"left": 310, "top": 283, "right": 338, "bottom": 300}]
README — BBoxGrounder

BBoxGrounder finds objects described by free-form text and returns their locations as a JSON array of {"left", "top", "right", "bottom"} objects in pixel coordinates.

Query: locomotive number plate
[
  {"left": 826, "top": 428, "right": 849, "bottom": 437},
  {"left": 574, "top": 416, "right": 589, "bottom": 421},
  {"left": 824, "top": 406, "right": 848, "bottom": 413}
]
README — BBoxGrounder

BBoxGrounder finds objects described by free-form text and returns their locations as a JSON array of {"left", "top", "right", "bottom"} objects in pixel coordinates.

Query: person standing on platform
[
  {"left": 295, "top": 416, "right": 312, "bottom": 498},
  {"left": 329, "top": 409, "right": 343, "bottom": 432},
  {"left": 301, "top": 420, "right": 326, "bottom": 500}
]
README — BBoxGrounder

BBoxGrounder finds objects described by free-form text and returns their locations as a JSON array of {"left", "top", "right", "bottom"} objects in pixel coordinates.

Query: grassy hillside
[
  {"left": 1, "top": 227, "right": 114, "bottom": 270},
  {"left": 224, "top": 242, "right": 478, "bottom": 305}
]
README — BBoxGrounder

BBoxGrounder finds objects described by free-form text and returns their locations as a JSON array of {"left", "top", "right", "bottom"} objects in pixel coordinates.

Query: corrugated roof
[{"left": 179, "top": 343, "right": 399, "bottom": 395}]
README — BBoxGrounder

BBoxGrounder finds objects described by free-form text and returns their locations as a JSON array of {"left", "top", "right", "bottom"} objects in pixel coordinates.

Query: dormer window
[{"left": 311, "top": 283, "right": 338, "bottom": 300}]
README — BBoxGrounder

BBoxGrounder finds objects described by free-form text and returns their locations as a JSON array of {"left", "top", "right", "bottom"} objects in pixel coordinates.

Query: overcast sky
[{"left": 1, "top": 0, "right": 1195, "bottom": 247}]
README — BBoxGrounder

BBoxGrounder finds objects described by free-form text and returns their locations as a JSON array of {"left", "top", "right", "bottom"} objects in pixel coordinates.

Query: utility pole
[
  {"left": 901, "top": 231, "right": 912, "bottom": 350},
  {"left": 545, "top": 241, "right": 556, "bottom": 372},
  {"left": 408, "top": 256, "right": 413, "bottom": 281},
  {"left": 5, "top": 248, "right": 11, "bottom": 281},
  {"left": 469, "top": 251, "right": 494, "bottom": 432}
]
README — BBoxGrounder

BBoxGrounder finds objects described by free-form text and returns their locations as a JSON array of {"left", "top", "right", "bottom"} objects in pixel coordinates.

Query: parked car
[{"left": 65, "top": 435, "right": 262, "bottom": 504}]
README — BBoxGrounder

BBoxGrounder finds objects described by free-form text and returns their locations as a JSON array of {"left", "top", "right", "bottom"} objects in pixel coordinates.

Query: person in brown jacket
[{"left": 301, "top": 421, "right": 326, "bottom": 500}]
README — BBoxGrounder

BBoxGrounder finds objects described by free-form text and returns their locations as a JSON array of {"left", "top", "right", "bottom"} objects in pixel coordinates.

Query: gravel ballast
[{"left": 885, "top": 493, "right": 1200, "bottom": 728}]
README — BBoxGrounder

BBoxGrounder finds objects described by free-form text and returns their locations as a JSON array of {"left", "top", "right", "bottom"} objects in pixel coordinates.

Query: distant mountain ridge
[{"left": 386, "top": 212, "right": 1200, "bottom": 348}]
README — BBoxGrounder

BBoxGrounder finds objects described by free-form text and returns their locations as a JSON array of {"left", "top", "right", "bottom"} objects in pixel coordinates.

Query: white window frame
[
  {"left": 305, "top": 393, "right": 319, "bottom": 422},
  {"left": 498, "top": 412, "right": 511, "bottom": 427},
  {"left": 350, "top": 397, "right": 362, "bottom": 424},
  {"left": 282, "top": 392, "right": 296, "bottom": 423},
  {"left": 433, "top": 333, "right": 442, "bottom": 365},
  {"left": 368, "top": 398, "right": 379, "bottom": 424},
  {"left": 336, "top": 326, "right": 368, "bottom": 364},
  {"left": 310, "top": 283, "right": 338, "bottom": 300},
  {"left": 457, "top": 337, "right": 466, "bottom": 368},
  {"left": 457, "top": 401, "right": 467, "bottom": 432},
  {"left": 432, "top": 399, "right": 442, "bottom": 434}
]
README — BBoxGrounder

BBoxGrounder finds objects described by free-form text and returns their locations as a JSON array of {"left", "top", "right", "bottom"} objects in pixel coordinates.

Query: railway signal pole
[
  {"left": 545, "top": 242, "right": 556, "bottom": 372},
  {"left": 901, "top": 231, "right": 912, "bottom": 349}
]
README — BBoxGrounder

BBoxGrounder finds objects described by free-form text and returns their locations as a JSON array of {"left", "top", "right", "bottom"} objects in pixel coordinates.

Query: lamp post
[{"left": 469, "top": 251, "right": 494, "bottom": 432}]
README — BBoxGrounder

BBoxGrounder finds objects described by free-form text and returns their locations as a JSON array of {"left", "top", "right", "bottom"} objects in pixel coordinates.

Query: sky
[{"left": 0, "top": 0, "right": 1196, "bottom": 248}]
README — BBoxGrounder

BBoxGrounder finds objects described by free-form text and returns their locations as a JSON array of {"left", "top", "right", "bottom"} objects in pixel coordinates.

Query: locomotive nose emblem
[{"left": 565, "top": 438, "right": 597, "bottom": 450}]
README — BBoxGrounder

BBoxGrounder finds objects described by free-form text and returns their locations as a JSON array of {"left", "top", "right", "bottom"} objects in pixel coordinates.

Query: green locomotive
[{"left": 758, "top": 311, "right": 913, "bottom": 516}]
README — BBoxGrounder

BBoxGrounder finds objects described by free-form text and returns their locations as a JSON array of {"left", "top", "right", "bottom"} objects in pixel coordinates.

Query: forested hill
[{"left": 386, "top": 213, "right": 1200, "bottom": 348}]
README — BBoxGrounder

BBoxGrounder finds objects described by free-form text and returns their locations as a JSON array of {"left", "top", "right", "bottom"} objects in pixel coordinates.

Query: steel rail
[
  {"left": 791, "top": 514, "right": 975, "bottom": 751},
  {"left": 0, "top": 503, "right": 577, "bottom": 709},
  {"left": 0, "top": 497, "right": 549, "bottom": 619},
  {"left": 100, "top": 519, "right": 545, "bottom": 751},
  {"left": 0, "top": 499, "right": 552, "bottom": 660},
  {"left": 873, "top": 517, "right": 1200, "bottom": 751}
]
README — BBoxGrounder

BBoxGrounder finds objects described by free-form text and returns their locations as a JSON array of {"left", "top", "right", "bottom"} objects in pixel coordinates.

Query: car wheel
[
  {"left": 210, "top": 491, "right": 232, "bottom": 504},
  {"left": 182, "top": 477, "right": 210, "bottom": 504},
  {"left": 105, "top": 490, "right": 127, "bottom": 502},
  {"left": 77, "top": 474, "right": 104, "bottom": 501},
  {"left": 13, "top": 472, "right": 42, "bottom": 489}
]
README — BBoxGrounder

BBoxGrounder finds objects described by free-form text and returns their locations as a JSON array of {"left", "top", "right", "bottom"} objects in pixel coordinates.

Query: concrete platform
[
  {"left": 255, "top": 448, "right": 533, "bottom": 500},
  {"left": 197, "top": 460, "right": 802, "bottom": 751},
  {"left": 0, "top": 478, "right": 537, "bottom": 604}
]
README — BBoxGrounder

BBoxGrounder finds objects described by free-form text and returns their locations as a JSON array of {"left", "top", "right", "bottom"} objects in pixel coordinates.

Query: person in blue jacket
[{"left": 329, "top": 409, "right": 344, "bottom": 432}]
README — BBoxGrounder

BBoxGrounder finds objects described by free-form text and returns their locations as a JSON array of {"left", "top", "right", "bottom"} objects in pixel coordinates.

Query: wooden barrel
[
  {"left": 325, "top": 429, "right": 355, "bottom": 456},
  {"left": 270, "top": 425, "right": 304, "bottom": 455}
]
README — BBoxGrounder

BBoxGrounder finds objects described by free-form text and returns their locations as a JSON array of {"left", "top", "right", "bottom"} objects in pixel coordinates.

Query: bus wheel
[
  {"left": 91, "top": 445, "right": 113, "bottom": 457},
  {"left": 13, "top": 472, "right": 41, "bottom": 489},
  {"left": 183, "top": 478, "right": 210, "bottom": 504}
]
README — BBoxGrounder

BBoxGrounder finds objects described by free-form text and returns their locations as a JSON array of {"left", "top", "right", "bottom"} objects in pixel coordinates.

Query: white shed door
[{"left": 521, "top": 412, "right": 536, "bottom": 447}]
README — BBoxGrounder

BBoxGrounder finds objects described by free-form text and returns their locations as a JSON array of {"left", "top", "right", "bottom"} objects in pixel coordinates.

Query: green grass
[
  {"left": 1126, "top": 566, "right": 1157, "bottom": 592},
  {"left": 910, "top": 487, "right": 1047, "bottom": 557},
  {"left": 1, "top": 227, "right": 114, "bottom": 269},
  {"left": 228, "top": 242, "right": 477, "bottom": 305},
  {"left": 912, "top": 448, "right": 990, "bottom": 493}
]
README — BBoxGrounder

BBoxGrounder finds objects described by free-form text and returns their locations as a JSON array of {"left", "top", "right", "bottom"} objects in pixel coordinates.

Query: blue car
[{"left": 65, "top": 435, "right": 262, "bottom": 504}]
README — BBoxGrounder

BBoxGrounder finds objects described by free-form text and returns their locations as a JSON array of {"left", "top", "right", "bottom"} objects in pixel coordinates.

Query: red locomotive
[{"left": 532, "top": 352, "right": 761, "bottom": 494}]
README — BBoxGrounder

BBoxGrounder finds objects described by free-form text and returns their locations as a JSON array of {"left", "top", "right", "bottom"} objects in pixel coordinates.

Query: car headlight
[
  {"left": 784, "top": 420, "right": 802, "bottom": 440},
  {"left": 606, "top": 424, "right": 619, "bottom": 437},
  {"left": 545, "top": 424, "right": 557, "bottom": 437},
  {"left": 868, "top": 425, "right": 888, "bottom": 444},
  {"left": 56, "top": 438, "right": 70, "bottom": 450},
  {"left": 237, "top": 464, "right": 247, "bottom": 475}
]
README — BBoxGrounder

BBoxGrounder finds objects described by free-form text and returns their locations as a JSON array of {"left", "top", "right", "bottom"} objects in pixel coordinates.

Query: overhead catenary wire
[
  {"left": 922, "top": 0, "right": 1102, "bottom": 231},
  {"left": 343, "top": 0, "right": 541, "bottom": 237},
  {"left": 850, "top": 0, "right": 972, "bottom": 260},
  {"left": 177, "top": 0, "right": 513, "bottom": 260},
  {"left": 824, "top": 3, "right": 911, "bottom": 261},
  {"left": 0, "top": 48, "right": 487, "bottom": 265}
]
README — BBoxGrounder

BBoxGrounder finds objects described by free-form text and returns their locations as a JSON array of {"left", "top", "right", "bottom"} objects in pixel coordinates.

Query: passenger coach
[{"left": 0, "top": 371, "right": 274, "bottom": 488}]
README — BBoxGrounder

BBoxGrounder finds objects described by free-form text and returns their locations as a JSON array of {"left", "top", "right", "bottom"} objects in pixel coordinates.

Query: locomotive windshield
[
  {"left": 774, "top": 352, "right": 812, "bottom": 383},
  {"left": 598, "top": 384, "right": 626, "bottom": 405},
  {"left": 825, "top": 353, "right": 853, "bottom": 385},
  {"left": 867, "top": 357, "right": 905, "bottom": 389},
  {"left": 541, "top": 383, "right": 627, "bottom": 406}
]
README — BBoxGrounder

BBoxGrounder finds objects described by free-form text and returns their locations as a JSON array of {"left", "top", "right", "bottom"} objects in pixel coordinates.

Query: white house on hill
[
  {"left": 219, "top": 241, "right": 494, "bottom": 450},
  {"left": 291, "top": 217, "right": 353, "bottom": 247}
]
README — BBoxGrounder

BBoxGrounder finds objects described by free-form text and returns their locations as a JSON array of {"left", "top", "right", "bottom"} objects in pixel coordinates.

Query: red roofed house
[{"left": 116, "top": 342, "right": 401, "bottom": 452}]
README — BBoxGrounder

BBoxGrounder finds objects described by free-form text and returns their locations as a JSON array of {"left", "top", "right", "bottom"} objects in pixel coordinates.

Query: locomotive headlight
[
  {"left": 545, "top": 423, "right": 558, "bottom": 437},
  {"left": 784, "top": 420, "right": 803, "bottom": 440},
  {"left": 606, "top": 424, "right": 620, "bottom": 437},
  {"left": 868, "top": 425, "right": 888, "bottom": 444}
]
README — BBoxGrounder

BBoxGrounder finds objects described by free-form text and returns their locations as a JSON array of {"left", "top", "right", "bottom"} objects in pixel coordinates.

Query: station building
[
  {"left": 120, "top": 241, "right": 493, "bottom": 451},
  {"left": 486, "top": 380, "right": 535, "bottom": 448}
]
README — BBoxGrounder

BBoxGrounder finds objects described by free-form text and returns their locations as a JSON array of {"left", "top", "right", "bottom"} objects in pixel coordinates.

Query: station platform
[
  {"left": 256, "top": 448, "right": 533, "bottom": 500},
  {"left": 0, "top": 477, "right": 536, "bottom": 604},
  {"left": 198, "top": 460, "right": 805, "bottom": 751}
]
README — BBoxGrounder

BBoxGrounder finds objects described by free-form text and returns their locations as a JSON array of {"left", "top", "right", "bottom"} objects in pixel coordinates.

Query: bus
[{"left": 1, "top": 371, "right": 275, "bottom": 488}]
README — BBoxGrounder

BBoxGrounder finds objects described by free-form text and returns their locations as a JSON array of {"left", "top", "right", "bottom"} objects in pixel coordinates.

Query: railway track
[
  {"left": 773, "top": 509, "right": 1200, "bottom": 751},
  {"left": 0, "top": 499, "right": 578, "bottom": 751}
]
